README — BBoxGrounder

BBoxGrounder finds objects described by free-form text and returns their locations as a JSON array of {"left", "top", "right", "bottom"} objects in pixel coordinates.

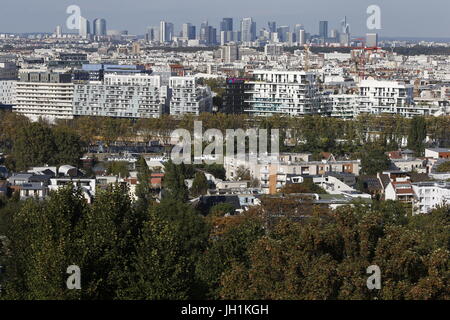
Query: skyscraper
[
  {"left": 241, "top": 18, "right": 256, "bottom": 42},
  {"left": 220, "top": 18, "right": 233, "bottom": 32},
  {"left": 93, "top": 18, "right": 107, "bottom": 36},
  {"left": 366, "top": 33, "right": 378, "bottom": 48},
  {"left": 182, "top": 23, "right": 196, "bottom": 40},
  {"left": 200, "top": 21, "right": 217, "bottom": 45},
  {"left": 79, "top": 17, "right": 90, "bottom": 38},
  {"left": 160, "top": 21, "right": 174, "bottom": 43},
  {"left": 319, "top": 21, "right": 328, "bottom": 39},
  {"left": 277, "top": 26, "right": 289, "bottom": 42},
  {"left": 146, "top": 26, "right": 159, "bottom": 42},
  {"left": 340, "top": 16, "right": 350, "bottom": 46},
  {"left": 298, "top": 29, "right": 306, "bottom": 45},
  {"left": 268, "top": 21, "right": 277, "bottom": 33}
]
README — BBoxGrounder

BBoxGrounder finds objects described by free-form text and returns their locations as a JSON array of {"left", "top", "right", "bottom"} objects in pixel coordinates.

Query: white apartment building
[
  {"left": 412, "top": 182, "right": 450, "bottom": 214},
  {"left": 14, "top": 72, "right": 74, "bottom": 122},
  {"left": 330, "top": 94, "right": 359, "bottom": 119},
  {"left": 73, "top": 74, "right": 169, "bottom": 118},
  {"left": 244, "top": 70, "right": 323, "bottom": 116},
  {"left": 169, "top": 76, "right": 213, "bottom": 116},
  {"left": 358, "top": 79, "right": 417, "bottom": 118}
]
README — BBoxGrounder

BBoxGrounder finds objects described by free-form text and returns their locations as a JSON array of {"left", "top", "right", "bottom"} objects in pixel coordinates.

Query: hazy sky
[{"left": 0, "top": 0, "right": 448, "bottom": 38}]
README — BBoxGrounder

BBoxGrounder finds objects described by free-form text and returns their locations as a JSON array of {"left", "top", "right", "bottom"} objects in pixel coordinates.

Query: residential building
[
  {"left": 244, "top": 70, "right": 323, "bottom": 116},
  {"left": 73, "top": 74, "right": 169, "bottom": 118},
  {"left": 14, "top": 71, "right": 74, "bottom": 122},
  {"left": 169, "top": 76, "right": 213, "bottom": 115},
  {"left": 413, "top": 181, "right": 450, "bottom": 214},
  {"left": 358, "top": 80, "right": 416, "bottom": 118},
  {"left": 223, "top": 78, "right": 251, "bottom": 114}
]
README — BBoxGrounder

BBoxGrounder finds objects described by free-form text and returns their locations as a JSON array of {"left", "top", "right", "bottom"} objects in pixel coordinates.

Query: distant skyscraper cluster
[
  {"left": 76, "top": 17, "right": 107, "bottom": 39},
  {"left": 51, "top": 14, "right": 369, "bottom": 47}
]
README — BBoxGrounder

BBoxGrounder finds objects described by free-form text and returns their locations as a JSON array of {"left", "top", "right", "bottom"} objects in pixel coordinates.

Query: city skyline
[{"left": 0, "top": 0, "right": 450, "bottom": 38}]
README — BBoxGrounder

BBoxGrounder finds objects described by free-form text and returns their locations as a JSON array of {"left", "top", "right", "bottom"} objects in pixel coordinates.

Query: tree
[
  {"left": 280, "top": 178, "right": 327, "bottom": 194},
  {"left": 106, "top": 161, "right": 130, "bottom": 178},
  {"left": 190, "top": 172, "right": 209, "bottom": 197},
  {"left": 163, "top": 160, "right": 188, "bottom": 202},
  {"left": 1, "top": 186, "right": 87, "bottom": 300},
  {"left": 52, "top": 126, "right": 84, "bottom": 166},
  {"left": 408, "top": 116, "right": 427, "bottom": 156},
  {"left": 12, "top": 122, "right": 56, "bottom": 170},
  {"left": 135, "top": 156, "right": 152, "bottom": 211},
  {"left": 234, "top": 166, "right": 251, "bottom": 181},
  {"left": 360, "top": 143, "right": 391, "bottom": 175},
  {"left": 436, "top": 161, "right": 450, "bottom": 173}
]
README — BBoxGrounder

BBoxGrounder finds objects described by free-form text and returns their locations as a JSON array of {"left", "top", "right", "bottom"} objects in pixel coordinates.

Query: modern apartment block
[
  {"left": 73, "top": 74, "right": 169, "bottom": 118},
  {"left": 329, "top": 94, "right": 359, "bottom": 119},
  {"left": 223, "top": 78, "right": 252, "bottom": 114},
  {"left": 244, "top": 70, "right": 323, "bottom": 116},
  {"left": 358, "top": 79, "right": 416, "bottom": 117},
  {"left": 169, "top": 77, "right": 212, "bottom": 116},
  {"left": 14, "top": 71, "right": 74, "bottom": 121},
  {"left": 412, "top": 182, "right": 450, "bottom": 214}
]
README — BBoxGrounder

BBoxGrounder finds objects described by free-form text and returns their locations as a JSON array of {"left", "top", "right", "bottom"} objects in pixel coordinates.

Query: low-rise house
[
  {"left": 7, "top": 173, "right": 33, "bottom": 186},
  {"left": 19, "top": 182, "right": 47, "bottom": 200},
  {"left": 48, "top": 178, "right": 96, "bottom": 203},
  {"left": 425, "top": 148, "right": 450, "bottom": 160}
]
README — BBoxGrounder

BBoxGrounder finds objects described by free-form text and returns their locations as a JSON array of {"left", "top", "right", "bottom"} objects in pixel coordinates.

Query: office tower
[
  {"left": 366, "top": 33, "right": 378, "bottom": 48},
  {"left": 319, "top": 21, "right": 328, "bottom": 39},
  {"left": 146, "top": 26, "right": 159, "bottom": 42},
  {"left": 277, "top": 26, "right": 289, "bottom": 42},
  {"left": 294, "top": 24, "right": 304, "bottom": 33},
  {"left": 182, "top": 23, "right": 196, "bottom": 40},
  {"left": 268, "top": 21, "right": 277, "bottom": 33},
  {"left": 220, "top": 44, "right": 239, "bottom": 63},
  {"left": 182, "top": 24, "right": 193, "bottom": 40},
  {"left": 220, "top": 18, "right": 233, "bottom": 32},
  {"left": 93, "top": 18, "right": 107, "bottom": 36},
  {"left": 160, "top": 21, "right": 174, "bottom": 43},
  {"left": 241, "top": 17, "right": 256, "bottom": 42},
  {"left": 15, "top": 72, "right": 74, "bottom": 122},
  {"left": 298, "top": 29, "right": 306, "bottom": 45},
  {"left": 55, "top": 25, "right": 62, "bottom": 38},
  {"left": 200, "top": 21, "right": 217, "bottom": 45},
  {"left": 340, "top": 16, "right": 350, "bottom": 46},
  {"left": 330, "top": 29, "right": 339, "bottom": 41},
  {"left": 79, "top": 17, "right": 90, "bottom": 38}
]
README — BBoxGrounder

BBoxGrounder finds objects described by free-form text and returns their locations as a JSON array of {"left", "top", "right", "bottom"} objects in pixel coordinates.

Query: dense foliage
[{"left": 0, "top": 184, "right": 448, "bottom": 300}]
